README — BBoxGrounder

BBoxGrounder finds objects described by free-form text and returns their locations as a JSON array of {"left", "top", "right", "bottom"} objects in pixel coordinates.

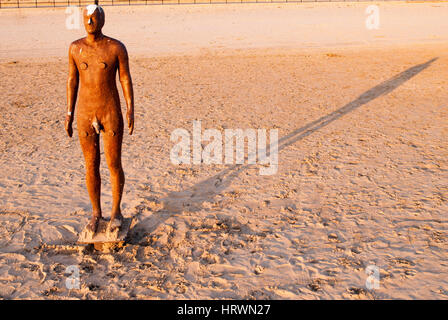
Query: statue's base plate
[{"left": 78, "top": 217, "right": 132, "bottom": 251}]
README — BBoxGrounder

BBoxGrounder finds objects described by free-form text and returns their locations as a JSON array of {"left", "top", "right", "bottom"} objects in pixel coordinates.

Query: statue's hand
[
  {"left": 65, "top": 115, "right": 73, "bottom": 138},
  {"left": 127, "top": 109, "right": 134, "bottom": 135}
]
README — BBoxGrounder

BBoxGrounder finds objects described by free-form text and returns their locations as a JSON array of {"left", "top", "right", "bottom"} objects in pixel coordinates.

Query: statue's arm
[
  {"left": 65, "top": 43, "right": 79, "bottom": 138},
  {"left": 117, "top": 43, "right": 134, "bottom": 135}
]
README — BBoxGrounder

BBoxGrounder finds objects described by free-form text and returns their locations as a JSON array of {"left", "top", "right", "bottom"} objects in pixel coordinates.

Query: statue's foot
[
  {"left": 86, "top": 214, "right": 101, "bottom": 234},
  {"left": 108, "top": 213, "right": 123, "bottom": 232}
]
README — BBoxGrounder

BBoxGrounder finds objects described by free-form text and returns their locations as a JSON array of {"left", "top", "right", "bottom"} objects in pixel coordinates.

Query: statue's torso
[{"left": 71, "top": 36, "right": 122, "bottom": 117}]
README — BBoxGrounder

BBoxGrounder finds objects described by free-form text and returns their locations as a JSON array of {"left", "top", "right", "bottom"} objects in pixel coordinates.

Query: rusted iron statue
[{"left": 65, "top": 3, "right": 134, "bottom": 235}]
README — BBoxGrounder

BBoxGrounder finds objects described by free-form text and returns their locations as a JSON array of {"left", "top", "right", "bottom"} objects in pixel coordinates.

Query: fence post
[{"left": 17, "top": 0, "right": 19, "bottom": 8}]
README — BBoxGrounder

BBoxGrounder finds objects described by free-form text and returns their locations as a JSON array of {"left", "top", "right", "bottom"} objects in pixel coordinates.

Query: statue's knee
[{"left": 108, "top": 161, "right": 123, "bottom": 174}]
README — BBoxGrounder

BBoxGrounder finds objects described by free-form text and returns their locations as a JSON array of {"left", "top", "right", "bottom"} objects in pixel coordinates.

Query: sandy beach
[{"left": 0, "top": 2, "right": 447, "bottom": 299}]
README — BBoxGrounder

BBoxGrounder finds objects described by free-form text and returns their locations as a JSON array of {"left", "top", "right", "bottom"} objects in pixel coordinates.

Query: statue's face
[{"left": 83, "top": 5, "right": 105, "bottom": 34}]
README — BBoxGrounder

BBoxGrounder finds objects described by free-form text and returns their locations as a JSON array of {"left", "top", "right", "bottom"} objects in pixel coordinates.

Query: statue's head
[{"left": 83, "top": 4, "right": 105, "bottom": 34}]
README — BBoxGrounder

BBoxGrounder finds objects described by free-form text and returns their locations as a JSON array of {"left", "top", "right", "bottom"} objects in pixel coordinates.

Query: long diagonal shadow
[
  {"left": 276, "top": 57, "right": 437, "bottom": 151},
  {"left": 129, "top": 58, "right": 437, "bottom": 243}
]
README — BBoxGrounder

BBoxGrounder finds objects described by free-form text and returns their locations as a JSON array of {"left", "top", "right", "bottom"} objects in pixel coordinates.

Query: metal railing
[{"left": 0, "top": 0, "right": 434, "bottom": 9}]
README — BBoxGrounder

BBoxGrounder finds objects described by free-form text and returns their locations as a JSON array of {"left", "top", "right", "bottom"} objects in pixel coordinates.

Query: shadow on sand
[{"left": 128, "top": 57, "right": 437, "bottom": 244}]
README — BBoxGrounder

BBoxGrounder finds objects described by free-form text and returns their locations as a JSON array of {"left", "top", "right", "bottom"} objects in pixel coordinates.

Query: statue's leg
[
  {"left": 79, "top": 127, "right": 102, "bottom": 233},
  {"left": 103, "top": 118, "right": 124, "bottom": 230}
]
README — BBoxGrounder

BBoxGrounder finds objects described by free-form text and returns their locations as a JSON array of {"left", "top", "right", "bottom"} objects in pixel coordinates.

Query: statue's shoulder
[
  {"left": 104, "top": 37, "right": 128, "bottom": 54},
  {"left": 69, "top": 38, "right": 86, "bottom": 55},
  {"left": 70, "top": 38, "right": 86, "bottom": 47}
]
